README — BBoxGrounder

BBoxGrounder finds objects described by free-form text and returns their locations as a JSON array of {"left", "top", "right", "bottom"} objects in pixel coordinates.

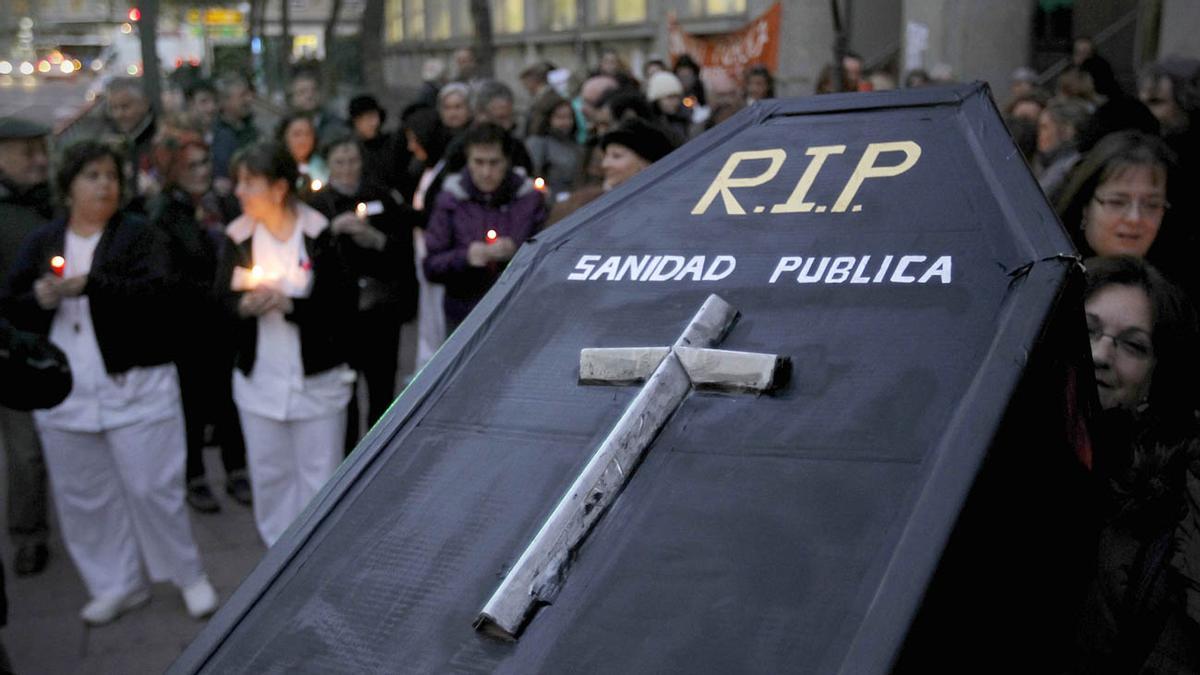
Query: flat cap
[{"left": 0, "top": 116, "right": 51, "bottom": 140}]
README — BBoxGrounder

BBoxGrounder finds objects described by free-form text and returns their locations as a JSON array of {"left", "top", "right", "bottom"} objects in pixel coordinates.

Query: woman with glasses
[
  {"left": 0, "top": 140, "right": 218, "bottom": 624},
  {"left": 1056, "top": 131, "right": 1179, "bottom": 269},
  {"left": 1074, "top": 255, "right": 1200, "bottom": 671}
]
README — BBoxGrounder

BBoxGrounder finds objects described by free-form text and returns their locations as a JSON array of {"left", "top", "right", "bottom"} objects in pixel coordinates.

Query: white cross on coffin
[{"left": 475, "top": 294, "right": 789, "bottom": 641}]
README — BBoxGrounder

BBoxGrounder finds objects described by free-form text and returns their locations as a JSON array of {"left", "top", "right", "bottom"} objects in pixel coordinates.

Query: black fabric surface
[{"left": 173, "top": 83, "right": 1083, "bottom": 674}]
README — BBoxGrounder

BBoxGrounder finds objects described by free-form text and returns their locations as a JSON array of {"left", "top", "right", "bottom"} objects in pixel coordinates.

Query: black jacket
[
  {"left": 306, "top": 180, "right": 418, "bottom": 322},
  {"left": 0, "top": 212, "right": 176, "bottom": 374},
  {"left": 1074, "top": 410, "right": 1200, "bottom": 672},
  {"left": 216, "top": 207, "right": 357, "bottom": 377}
]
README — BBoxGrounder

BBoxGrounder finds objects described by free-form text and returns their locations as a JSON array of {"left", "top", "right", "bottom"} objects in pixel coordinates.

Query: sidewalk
[{"left": 0, "top": 447, "right": 266, "bottom": 674}]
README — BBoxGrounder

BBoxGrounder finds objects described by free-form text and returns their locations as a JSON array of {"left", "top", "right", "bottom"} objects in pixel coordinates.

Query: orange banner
[{"left": 667, "top": 3, "right": 781, "bottom": 81}]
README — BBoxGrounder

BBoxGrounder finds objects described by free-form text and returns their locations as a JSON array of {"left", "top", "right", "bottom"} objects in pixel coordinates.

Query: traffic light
[{"left": 128, "top": 7, "right": 141, "bottom": 21}]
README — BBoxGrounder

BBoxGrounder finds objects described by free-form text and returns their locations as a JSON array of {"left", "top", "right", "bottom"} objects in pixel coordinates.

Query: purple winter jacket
[{"left": 423, "top": 170, "right": 547, "bottom": 325}]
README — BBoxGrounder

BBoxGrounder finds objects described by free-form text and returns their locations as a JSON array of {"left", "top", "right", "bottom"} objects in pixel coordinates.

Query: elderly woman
[
  {"left": 0, "top": 140, "right": 217, "bottom": 625},
  {"left": 307, "top": 135, "right": 417, "bottom": 449},
  {"left": 437, "top": 83, "right": 472, "bottom": 135},
  {"left": 219, "top": 141, "right": 356, "bottom": 546},
  {"left": 1075, "top": 255, "right": 1200, "bottom": 671},
  {"left": 546, "top": 117, "right": 675, "bottom": 228},
  {"left": 148, "top": 125, "right": 250, "bottom": 513}
]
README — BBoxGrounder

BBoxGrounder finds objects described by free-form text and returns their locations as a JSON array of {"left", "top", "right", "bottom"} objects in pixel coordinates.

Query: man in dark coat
[
  {"left": 211, "top": 72, "right": 261, "bottom": 191},
  {"left": 0, "top": 116, "right": 54, "bottom": 577}
]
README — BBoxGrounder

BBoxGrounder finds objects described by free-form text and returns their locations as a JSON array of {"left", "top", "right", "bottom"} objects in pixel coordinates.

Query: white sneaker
[
  {"left": 79, "top": 587, "right": 151, "bottom": 625},
  {"left": 180, "top": 576, "right": 218, "bottom": 619}
]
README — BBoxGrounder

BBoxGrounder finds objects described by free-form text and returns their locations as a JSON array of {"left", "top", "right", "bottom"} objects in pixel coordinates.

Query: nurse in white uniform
[
  {"left": 220, "top": 141, "right": 356, "bottom": 547},
  {"left": 0, "top": 140, "right": 217, "bottom": 625}
]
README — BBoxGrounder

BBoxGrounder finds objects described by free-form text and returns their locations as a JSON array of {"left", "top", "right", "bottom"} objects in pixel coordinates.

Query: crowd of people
[{"left": 0, "top": 39, "right": 1198, "bottom": 670}]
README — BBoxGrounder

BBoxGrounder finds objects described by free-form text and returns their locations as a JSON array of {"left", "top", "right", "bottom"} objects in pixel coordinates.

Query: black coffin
[{"left": 172, "top": 83, "right": 1094, "bottom": 674}]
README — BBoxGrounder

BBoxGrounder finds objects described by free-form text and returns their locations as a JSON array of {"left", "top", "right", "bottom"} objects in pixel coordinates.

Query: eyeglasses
[
  {"left": 1092, "top": 194, "right": 1170, "bottom": 217},
  {"left": 1087, "top": 324, "right": 1154, "bottom": 360}
]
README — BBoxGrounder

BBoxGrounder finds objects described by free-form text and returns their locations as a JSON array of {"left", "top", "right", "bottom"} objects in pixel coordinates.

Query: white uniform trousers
[
  {"left": 37, "top": 413, "right": 205, "bottom": 599},
  {"left": 239, "top": 409, "right": 346, "bottom": 547},
  {"left": 414, "top": 228, "right": 446, "bottom": 370}
]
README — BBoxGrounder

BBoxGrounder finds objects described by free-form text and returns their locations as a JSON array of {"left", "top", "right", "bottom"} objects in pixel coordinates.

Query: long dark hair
[
  {"left": 1084, "top": 255, "right": 1198, "bottom": 428},
  {"left": 1056, "top": 131, "right": 1176, "bottom": 258},
  {"left": 275, "top": 111, "right": 317, "bottom": 163},
  {"left": 1085, "top": 255, "right": 1200, "bottom": 523}
]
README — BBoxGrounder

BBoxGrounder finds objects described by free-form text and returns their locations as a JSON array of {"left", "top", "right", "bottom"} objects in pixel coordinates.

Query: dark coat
[
  {"left": 0, "top": 178, "right": 53, "bottom": 281},
  {"left": 215, "top": 205, "right": 357, "bottom": 377},
  {"left": 211, "top": 114, "right": 261, "bottom": 180},
  {"left": 306, "top": 180, "right": 418, "bottom": 323},
  {"left": 1074, "top": 409, "right": 1200, "bottom": 672},
  {"left": 0, "top": 212, "right": 176, "bottom": 373},
  {"left": 149, "top": 187, "right": 240, "bottom": 354},
  {"left": 423, "top": 171, "right": 546, "bottom": 325}
]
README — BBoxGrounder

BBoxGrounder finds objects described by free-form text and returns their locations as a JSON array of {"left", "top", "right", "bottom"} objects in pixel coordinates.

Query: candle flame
[
  {"left": 356, "top": 202, "right": 368, "bottom": 218},
  {"left": 485, "top": 228, "right": 498, "bottom": 242},
  {"left": 310, "top": 179, "right": 323, "bottom": 192},
  {"left": 683, "top": 96, "right": 696, "bottom": 108},
  {"left": 534, "top": 177, "right": 547, "bottom": 191},
  {"left": 50, "top": 256, "right": 66, "bottom": 270}
]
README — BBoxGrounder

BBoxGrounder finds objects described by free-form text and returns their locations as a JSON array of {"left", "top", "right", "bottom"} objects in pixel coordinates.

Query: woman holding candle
[
  {"left": 307, "top": 134, "right": 417, "bottom": 450},
  {"left": 218, "top": 141, "right": 357, "bottom": 546},
  {"left": 424, "top": 124, "right": 547, "bottom": 332},
  {"left": 148, "top": 125, "right": 251, "bottom": 513},
  {"left": 0, "top": 139, "right": 217, "bottom": 625},
  {"left": 276, "top": 112, "right": 328, "bottom": 196}
]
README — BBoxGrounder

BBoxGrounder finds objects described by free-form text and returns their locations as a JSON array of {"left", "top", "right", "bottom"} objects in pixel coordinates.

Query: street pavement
[
  {"left": 0, "top": 75, "right": 416, "bottom": 673},
  {"left": 1, "top": 446, "right": 266, "bottom": 674}
]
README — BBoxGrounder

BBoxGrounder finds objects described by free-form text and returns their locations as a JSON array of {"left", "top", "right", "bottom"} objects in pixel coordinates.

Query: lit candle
[
  {"left": 250, "top": 265, "right": 264, "bottom": 288},
  {"left": 683, "top": 96, "right": 696, "bottom": 108},
  {"left": 533, "top": 177, "right": 547, "bottom": 192},
  {"left": 310, "top": 178, "right": 323, "bottom": 192},
  {"left": 355, "top": 202, "right": 368, "bottom": 219},
  {"left": 485, "top": 228, "right": 498, "bottom": 243},
  {"left": 50, "top": 255, "right": 66, "bottom": 277}
]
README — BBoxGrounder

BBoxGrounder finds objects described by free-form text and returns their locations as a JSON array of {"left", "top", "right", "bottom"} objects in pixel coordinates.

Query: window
[
  {"left": 385, "top": 0, "right": 404, "bottom": 42},
  {"left": 540, "top": 0, "right": 577, "bottom": 30},
  {"left": 387, "top": 0, "right": 427, "bottom": 41},
  {"left": 429, "top": 0, "right": 451, "bottom": 39},
  {"left": 407, "top": 0, "right": 426, "bottom": 40},
  {"left": 592, "top": 0, "right": 646, "bottom": 25},
  {"left": 686, "top": 0, "right": 745, "bottom": 16},
  {"left": 494, "top": 0, "right": 525, "bottom": 34}
]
